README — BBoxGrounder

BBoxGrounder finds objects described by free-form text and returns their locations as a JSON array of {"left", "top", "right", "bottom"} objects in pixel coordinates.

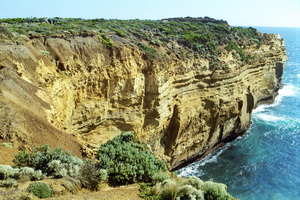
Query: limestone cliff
[{"left": 0, "top": 18, "right": 287, "bottom": 169}]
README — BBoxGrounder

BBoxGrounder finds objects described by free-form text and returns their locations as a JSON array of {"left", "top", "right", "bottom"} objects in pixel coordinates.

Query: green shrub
[
  {"left": 1, "top": 178, "right": 18, "bottom": 188},
  {"left": 40, "top": 50, "right": 50, "bottom": 57},
  {"left": 18, "top": 167, "right": 44, "bottom": 181},
  {"left": 153, "top": 177, "right": 190, "bottom": 199},
  {"left": 225, "top": 41, "right": 241, "bottom": 54},
  {"left": 0, "top": 165, "right": 44, "bottom": 181},
  {"left": 79, "top": 163, "right": 99, "bottom": 190},
  {"left": 201, "top": 181, "right": 235, "bottom": 200},
  {"left": 27, "top": 182, "right": 52, "bottom": 198},
  {"left": 111, "top": 28, "right": 126, "bottom": 37},
  {"left": 47, "top": 159, "right": 81, "bottom": 178},
  {"left": 151, "top": 176, "right": 235, "bottom": 200},
  {"left": 47, "top": 160, "right": 68, "bottom": 178},
  {"left": 139, "top": 183, "right": 161, "bottom": 200},
  {"left": 158, "top": 179, "right": 179, "bottom": 200},
  {"left": 79, "top": 163, "right": 107, "bottom": 191},
  {"left": 0, "top": 142, "right": 13, "bottom": 148},
  {"left": 96, "top": 132, "right": 167, "bottom": 184},
  {"left": 225, "top": 41, "right": 249, "bottom": 61},
  {"left": 181, "top": 32, "right": 211, "bottom": 44},
  {"left": 99, "top": 169, "right": 108, "bottom": 182},
  {"left": 98, "top": 33, "right": 114, "bottom": 48},
  {"left": 188, "top": 176, "right": 204, "bottom": 190},
  {"left": 13, "top": 145, "right": 83, "bottom": 178},
  {"left": 60, "top": 176, "right": 82, "bottom": 194},
  {"left": 0, "top": 165, "right": 18, "bottom": 180},
  {"left": 0, "top": 26, "right": 13, "bottom": 38},
  {"left": 152, "top": 171, "right": 170, "bottom": 184},
  {"left": 177, "top": 185, "right": 204, "bottom": 200},
  {"left": 138, "top": 43, "right": 161, "bottom": 60}
]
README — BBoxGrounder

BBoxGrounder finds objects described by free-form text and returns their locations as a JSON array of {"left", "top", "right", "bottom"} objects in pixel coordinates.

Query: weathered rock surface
[{"left": 0, "top": 32, "right": 286, "bottom": 169}]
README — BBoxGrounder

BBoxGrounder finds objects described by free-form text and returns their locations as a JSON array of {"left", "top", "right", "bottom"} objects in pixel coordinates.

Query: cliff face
[{"left": 0, "top": 26, "right": 287, "bottom": 169}]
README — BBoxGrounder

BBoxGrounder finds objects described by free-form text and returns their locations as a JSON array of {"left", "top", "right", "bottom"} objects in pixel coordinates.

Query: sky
[{"left": 0, "top": 0, "right": 299, "bottom": 27}]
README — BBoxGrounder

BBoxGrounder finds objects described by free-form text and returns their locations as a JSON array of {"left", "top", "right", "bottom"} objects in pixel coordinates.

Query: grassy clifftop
[{"left": 0, "top": 17, "right": 270, "bottom": 63}]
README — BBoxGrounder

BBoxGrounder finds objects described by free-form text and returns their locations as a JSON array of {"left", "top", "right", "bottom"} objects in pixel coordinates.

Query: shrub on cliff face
[
  {"left": 0, "top": 26, "right": 13, "bottom": 38},
  {"left": 98, "top": 33, "right": 114, "bottom": 48},
  {"left": 138, "top": 42, "right": 161, "bottom": 60},
  {"left": 13, "top": 145, "right": 83, "bottom": 178},
  {"left": 96, "top": 132, "right": 167, "bottom": 184}
]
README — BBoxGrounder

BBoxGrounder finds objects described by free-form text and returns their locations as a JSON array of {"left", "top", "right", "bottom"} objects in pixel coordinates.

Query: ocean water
[{"left": 178, "top": 27, "right": 300, "bottom": 200}]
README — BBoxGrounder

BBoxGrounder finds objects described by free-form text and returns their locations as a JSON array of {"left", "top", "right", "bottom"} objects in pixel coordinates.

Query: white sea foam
[
  {"left": 178, "top": 166, "right": 201, "bottom": 177},
  {"left": 253, "top": 85, "right": 296, "bottom": 113},
  {"left": 253, "top": 104, "right": 272, "bottom": 113},
  {"left": 178, "top": 144, "right": 230, "bottom": 177},
  {"left": 278, "top": 85, "right": 296, "bottom": 96},
  {"left": 254, "top": 113, "right": 286, "bottom": 122}
]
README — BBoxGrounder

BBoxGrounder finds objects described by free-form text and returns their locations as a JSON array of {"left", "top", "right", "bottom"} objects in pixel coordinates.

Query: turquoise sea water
[{"left": 178, "top": 27, "right": 300, "bottom": 200}]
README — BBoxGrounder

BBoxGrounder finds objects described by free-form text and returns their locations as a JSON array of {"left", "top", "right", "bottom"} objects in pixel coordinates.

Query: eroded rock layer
[{"left": 0, "top": 31, "right": 286, "bottom": 169}]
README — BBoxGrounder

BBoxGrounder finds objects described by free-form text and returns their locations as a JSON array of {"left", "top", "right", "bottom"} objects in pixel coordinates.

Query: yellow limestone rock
[{"left": 0, "top": 34, "right": 287, "bottom": 169}]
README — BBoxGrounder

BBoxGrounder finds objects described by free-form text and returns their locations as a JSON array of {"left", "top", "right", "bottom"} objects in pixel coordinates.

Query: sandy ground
[
  {"left": 0, "top": 143, "right": 19, "bottom": 165},
  {"left": 0, "top": 184, "right": 142, "bottom": 200},
  {"left": 47, "top": 185, "right": 142, "bottom": 200}
]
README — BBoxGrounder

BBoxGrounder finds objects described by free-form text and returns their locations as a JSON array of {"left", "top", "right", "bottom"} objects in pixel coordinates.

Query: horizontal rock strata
[{"left": 0, "top": 30, "right": 287, "bottom": 169}]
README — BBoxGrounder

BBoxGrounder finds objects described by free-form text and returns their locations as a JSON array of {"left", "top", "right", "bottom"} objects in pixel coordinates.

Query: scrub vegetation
[
  {"left": 0, "top": 17, "right": 268, "bottom": 63},
  {"left": 0, "top": 132, "right": 237, "bottom": 199}
]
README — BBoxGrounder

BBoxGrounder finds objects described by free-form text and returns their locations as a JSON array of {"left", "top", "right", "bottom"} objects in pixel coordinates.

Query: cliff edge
[{"left": 0, "top": 18, "right": 287, "bottom": 169}]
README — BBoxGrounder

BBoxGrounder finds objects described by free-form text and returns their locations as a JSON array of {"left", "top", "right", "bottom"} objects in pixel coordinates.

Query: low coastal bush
[
  {"left": 0, "top": 165, "right": 44, "bottom": 181},
  {"left": 7, "top": 140, "right": 237, "bottom": 199},
  {"left": 0, "top": 26, "right": 13, "bottom": 38},
  {"left": 1, "top": 178, "right": 18, "bottom": 187},
  {"left": 224, "top": 41, "right": 247, "bottom": 61},
  {"left": 47, "top": 159, "right": 81, "bottom": 178},
  {"left": 96, "top": 132, "right": 168, "bottom": 184},
  {"left": 142, "top": 176, "right": 235, "bottom": 200},
  {"left": 98, "top": 33, "right": 114, "bottom": 48},
  {"left": 201, "top": 181, "right": 234, "bottom": 200},
  {"left": 138, "top": 42, "right": 161, "bottom": 60},
  {"left": 0, "top": 142, "right": 13, "bottom": 148},
  {"left": 27, "top": 182, "right": 52, "bottom": 198},
  {"left": 11, "top": 145, "right": 109, "bottom": 191},
  {"left": 139, "top": 183, "right": 161, "bottom": 200},
  {"left": 18, "top": 166, "right": 44, "bottom": 181},
  {"left": 13, "top": 145, "right": 83, "bottom": 178},
  {"left": 79, "top": 163, "right": 108, "bottom": 190},
  {"left": 152, "top": 170, "right": 171, "bottom": 184},
  {"left": 0, "top": 165, "right": 19, "bottom": 180}
]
